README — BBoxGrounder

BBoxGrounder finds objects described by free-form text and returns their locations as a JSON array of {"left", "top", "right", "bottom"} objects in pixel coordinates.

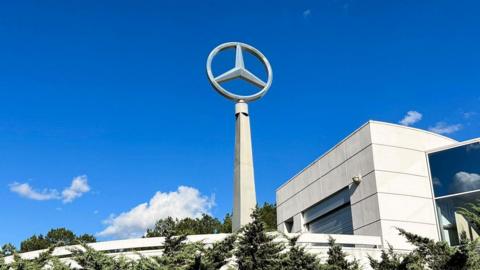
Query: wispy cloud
[
  {"left": 9, "top": 183, "right": 60, "bottom": 201},
  {"left": 97, "top": 186, "right": 214, "bottom": 239},
  {"left": 399, "top": 111, "right": 423, "bottom": 126},
  {"left": 9, "top": 175, "right": 90, "bottom": 203},
  {"left": 61, "top": 176, "right": 90, "bottom": 203},
  {"left": 429, "top": 122, "right": 462, "bottom": 135},
  {"left": 303, "top": 9, "right": 311, "bottom": 18}
]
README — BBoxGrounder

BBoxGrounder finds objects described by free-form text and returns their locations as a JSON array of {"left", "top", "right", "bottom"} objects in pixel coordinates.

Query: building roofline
[
  {"left": 276, "top": 120, "right": 370, "bottom": 191},
  {"left": 276, "top": 120, "right": 457, "bottom": 191},
  {"left": 368, "top": 120, "right": 458, "bottom": 143},
  {"left": 427, "top": 137, "right": 480, "bottom": 154}
]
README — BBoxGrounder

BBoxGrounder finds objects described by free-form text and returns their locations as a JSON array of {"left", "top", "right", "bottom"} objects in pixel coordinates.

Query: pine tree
[
  {"left": 135, "top": 255, "right": 163, "bottom": 270},
  {"left": 0, "top": 256, "right": 8, "bottom": 270},
  {"left": 325, "top": 237, "right": 360, "bottom": 270},
  {"left": 162, "top": 229, "right": 188, "bottom": 257},
  {"left": 146, "top": 217, "right": 177, "bottom": 238},
  {"left": 0, "top": 245, "right": 71, "bottom": 270},
  {"left": 369, "top": 244, "right": 402, "bottom": 270},
  {"left": 234, "top": 207, "right": 284, "bottom": 270},
  {"left": 49, "top": 257, "right": 72, "bottom": 270},
  {"left": 155, "top": 227, "right": 206, "bottom": 270},
  {"left": 461, "top": 239, "right": 480, "bottom": 269},
  {"left": 397, "top": 228, "right": 454, "bottom": 269},
  {"left": 282, "top": 236, "right": 321, "bottom": 270},
  {"left": 71, "top": 244, "right": 119, "bottom": 270},
  {"left": 369, "top": 228, "right": 480, "bottom": 270},
  {"left": 221, "top": 213, "right": 233, "bottom": 233},
  {"left": 203, "top": 234, "right": 236, "bottom": 269},
  {"left": 395, "top": 228, "right": 480, "bottom": 269},
  {"left": 72, "top": 243, "right": 166, "bottom": 270},
  {"left": 0, "top": 243, "right": 16, "bottom": 256},
  {"left": 258, "top": 203, "right": 277, "bottom": 232},
  {"left": 19, "top": 228, "right": 96, "bottom": 252}
]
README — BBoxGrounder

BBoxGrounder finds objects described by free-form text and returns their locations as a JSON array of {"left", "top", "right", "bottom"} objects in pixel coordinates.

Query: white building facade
[{"left": 277, "top": 121, "right": 480, "bottom": 250}]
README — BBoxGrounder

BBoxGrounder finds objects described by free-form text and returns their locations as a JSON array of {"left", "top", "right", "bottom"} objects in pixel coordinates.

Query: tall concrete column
[
  {"left": 206, "top": 42, "right": 272, "bottom": 232},
  {"left": 232, "top": 101, "right": 257, "bottom": 232}
]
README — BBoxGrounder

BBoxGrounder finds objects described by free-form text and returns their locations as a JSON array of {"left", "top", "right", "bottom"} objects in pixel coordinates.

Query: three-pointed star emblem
[{"left": 214, "top": 45, "right": 267, "bottom": 89}]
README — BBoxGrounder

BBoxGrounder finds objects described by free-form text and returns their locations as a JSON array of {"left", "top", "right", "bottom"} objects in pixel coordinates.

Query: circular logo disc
[{"left": 206, "top": 42, "right": 273, "bottom": 103}]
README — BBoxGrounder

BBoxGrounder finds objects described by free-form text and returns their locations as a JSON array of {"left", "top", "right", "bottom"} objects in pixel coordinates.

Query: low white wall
[{"left": 4, "top": 233, "right": 385, "bottom": 269}]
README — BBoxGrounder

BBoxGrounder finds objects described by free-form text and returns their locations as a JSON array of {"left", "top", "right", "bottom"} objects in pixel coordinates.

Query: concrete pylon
[
  {"left": 206, "top": 42, "right": 272, "bottom": 233},
  {"left": 232, "top": 102, "right": 257, "bottom": 232}
]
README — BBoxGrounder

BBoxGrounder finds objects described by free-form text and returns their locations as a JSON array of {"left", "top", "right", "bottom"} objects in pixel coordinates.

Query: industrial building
[{"left": 276, "top": 121, "right": 479, "bottom": 249}]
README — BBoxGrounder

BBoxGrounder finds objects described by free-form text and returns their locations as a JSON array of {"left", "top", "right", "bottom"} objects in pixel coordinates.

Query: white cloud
[
  {"left": 97, "top": 186, "right": 214, "bottom": 239},
  {"left": 303, "top": 9, "right": 311, "bottom": 18},
  {"left": 9, "top": 182, "right": 60, "bottom": 201},
  {"left": 9, "top": 175, "right": 90, "bottom": 203},
  {"left": 399, "top": 111, "right": 422, "bottom": 126},
  {"left": 429, "top": 122, "right": 462, "bottom": 135},
  {"left": 62, "top": 175, "right": 90, "bottom": 203},
  {"left": 453, "top": 171, "right": 480, "bottom": 193}
]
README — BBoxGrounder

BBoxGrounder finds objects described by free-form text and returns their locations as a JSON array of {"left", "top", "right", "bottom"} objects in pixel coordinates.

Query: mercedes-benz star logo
[{"left": 206, "top": 42, "right": 273, "bottom": 103}]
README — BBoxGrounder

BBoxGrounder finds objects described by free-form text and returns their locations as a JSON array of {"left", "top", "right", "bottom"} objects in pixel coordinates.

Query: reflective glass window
[
  {"left": 428, "top": 141, "right": 480, "bottom": 245},
  {"left": 429, "top": 141, "right": 480, "bottom": 197}
]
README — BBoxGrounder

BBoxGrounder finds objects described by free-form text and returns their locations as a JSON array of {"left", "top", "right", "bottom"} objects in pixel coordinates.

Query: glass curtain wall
[{"left": 428, "top": 141, "right": 480, "bottom": 245}]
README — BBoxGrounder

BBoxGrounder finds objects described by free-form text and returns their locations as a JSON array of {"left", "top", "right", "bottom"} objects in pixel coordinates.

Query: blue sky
[{"left": 1, "top": 0, "right": 479, "bottom": 245}]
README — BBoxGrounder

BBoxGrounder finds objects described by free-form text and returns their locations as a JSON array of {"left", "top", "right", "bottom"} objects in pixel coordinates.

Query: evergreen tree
[
  {"left": 155, "top": 241, "right": 206, "bottom": 270},
  {"left": 76, "top": 234, "right": 97, "bottom": 244},
  {"left": 258, "top": 203, "right": 277, "bottom": 232},
  {"left": 71, "top": 243, "right": 168, "bottom": 270},
  {"left": 369, "top": 229, "right": 480, "bottom": 270},
  {"left": 0, "top": 262, "right": 6, "bottom": 270},
  {"left": 282, "top": 236, "right": 321, "bottom": 270},
  {"left": 1, "top": 243, "right": 16, "bottom": 256},
  {"left": 135, "top": 255, "right": 164, "bottom": 270},
  {"left": 71, "top": 244, "right": 113, "bottom": 270},
  {"left": 0, "top": 255, "right": 8, "bottom": 270},
  {"left": 397, "top": 228, "right": 455, "bottom": 269},
  {"left": 176, "top": 215, "right": 223, "bottom": 235},
  {"left": 20, "top": 234, "right": 50, "bottom": 252},
  {"left": 325, "top": 237, "right": 360, "bottom": 270},
  {"left": 163, "top": 232, "right": 188, "bottom": 256},
  {"left": 234, "top": 207, "right": 284, "bottom": 270},
  {"left": 45, "top": 228, "right": 76, "bottom": 246},
  {"left": 146, "top": 217, "right": 177, "bottom": 237},
  {"left": 460, "top": 239, "right": 480, "bottom": 269},
  {"left": 369, "top": 244, "right": 402, "bottom": 270},
  {"left": 155, "top": 226, "right": 205, "bottom": 270},
  {"left": 147, "top": 215, "right": 225, "bottom": 237},
  {"left": 203, "top": 234, "right": 237, "bottom": 269},
  {"left": 20, "top": 228, "right": 96, "bottom": 252},
  {"left": 49, "top": 257, "right": 72, "bottom": 270},
  {"left": 8, "top": 246, "right": 65, "bottom": 270},
  {"left": 385, "top": 228, "right": 480, "bottom": 270},
  {"left": 220, "top": 213, "right": 232, "bottom": 233},
  {"left": 145, "top": 202, "right": 275, "bottom": 237}
]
